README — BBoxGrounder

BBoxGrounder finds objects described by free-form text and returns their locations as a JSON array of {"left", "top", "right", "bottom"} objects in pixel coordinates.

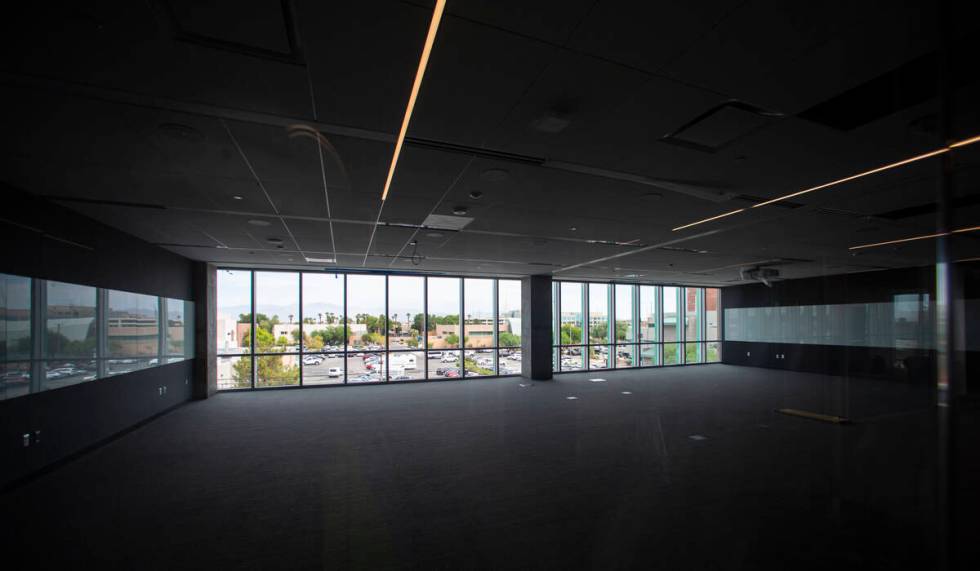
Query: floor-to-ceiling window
[
  {"left": 214, "top": 270, "right": 523, "bottom": 389},
  {"left": 553, "top": 280, "right": 720, "bottom": 373}
]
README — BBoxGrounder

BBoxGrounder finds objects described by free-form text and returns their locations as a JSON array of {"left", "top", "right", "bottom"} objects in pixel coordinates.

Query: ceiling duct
[{"left": 739, "top": 265, "right": 781, "bottom": 287}]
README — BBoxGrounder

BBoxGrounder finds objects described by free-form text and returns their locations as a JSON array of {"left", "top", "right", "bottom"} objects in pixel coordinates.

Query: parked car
[
  {"left": 428, "top": 351, "right": 443, "bottom": 358},
  {"left": 443, "top": 370, "right": 460, "bottom": 378},
  {"left": 390, "top": 375, "right": 412, "bottom": 381},
  {"left": 327, "top": 367, "right": 342, "bottom": 378},
  {"left": 302, "top": 356, "right": 323, "bottom": 365},
  {"left": 441, "top": 353, "right": 458, "bottom": 363}
]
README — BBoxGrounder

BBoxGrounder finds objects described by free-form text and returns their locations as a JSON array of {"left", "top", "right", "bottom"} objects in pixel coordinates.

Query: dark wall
[
  {"left": 721, "top": 266, "right": 936, "bottom": 383},
  {"left": 1, "top": 187, "right": 198, "bottom": 490}
]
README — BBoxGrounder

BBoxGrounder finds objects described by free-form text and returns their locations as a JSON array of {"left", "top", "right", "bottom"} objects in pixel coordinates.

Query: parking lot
[{"left": 299, "top": 349, "right": 522, "bottom": 382}]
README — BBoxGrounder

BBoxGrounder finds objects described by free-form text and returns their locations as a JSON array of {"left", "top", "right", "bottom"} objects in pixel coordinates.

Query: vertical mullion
[
  {"left": 30, "top": 278, "right": 43, "bottom": 394},
  {"left": 459, "top": 277, "right": 464, "bottom": 378},
  {"left": 633, "top": 284, "right": 640, "bottom": 368},
  {"left": 298, "top": 273, "right": 304, "bottom": 386},
  {"left": 555, "top": 281, "right": 561, "bottom": 371},
  {"left": 423, "top": 276, "right": 429, "bottom": 379},
  {"left": 384, "top": 274, "right": 389, "bottom": 383},
  {"left": 492, "top": 279, "right": 499, "bottom": 375},
  {"left": 97, "top": 288, "right": 107, "bottom": 379},
  {"left": 343, "top": 273, "right": 348, "bottom": 385},
  {"left": 583, "top": 283, "right": 590, "bottom": 370},
  {"left": 657, "top": 286, "right": 664, "bottom": 366},
  {"left": 250, "top": 271, "right": 256, "bottom": 389},
  {"left": 157, "top": 297, "right": 165, "bottom": 366}
]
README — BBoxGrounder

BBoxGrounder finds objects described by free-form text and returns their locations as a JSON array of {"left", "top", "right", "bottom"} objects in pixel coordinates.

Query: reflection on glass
[
  {"left": 256, "top": 354, "right": 300, "bottom": 388},
  {"left": 302, "top": 273, "right": 345, "bottom": 353},
  {"left": 165, "top": 298, "right": 192, "bottom": 358},
  {"left": 615, "top": 345, "right": 635, "bottom": 368},
  {"left": 216, "top": 270, "right": 251, "bottom": 355},
  {"left": 389, "top": 351, "right": 424, "bottom": 380},
  {"left": 464, "top": 349, "right": 495, "bottom": 377},
  {"left": 1, "top": 361, "right": 30, "bottom": 400},
  {"left": 663, "top": 287, "right": 679, "bottom": 344},
  {"left": 639, "top": 285, "right": 658, "bottom": 342},
  {"left": 560, "top": 282, "right": 584, "bottom": 345},
  {"left": 498, "top": 347, "right": 521, "bottom": 375},
  {"left": 217, "top": 355, "right": 251, "bottom": 390},
  {"left": 348, "top": 275, "right": 387, "bottom": 350},
  {"left": 302, "top": 352, "right": 344, "bottom": 385},
  {"left": 464, "top": 278, "right": 494, "bottom": 349},
  {"left": 427, "top": 277, "right": 460, "bottom": 350},
  {"left": 498, "top": 280, "right": 521, "bottom": 348},
  {"left": 705, "top": 288, "right": 720, "bottom": 341},
  {"left": 429, "top": 349, "right": 461, "bottom": 379},
  {"left": 615, "top": 285, "right": 634, "bottom": 343},
  {"left": 589, "top": 345, "right": 611, "bottom": 369},
  {"left": 588, "top": 283, "right": 610, "bottom": 344},
  {"left": 107, "top": 290, "right": 159, "bottom": 359},
  {"left": 639, "top": 344, "right": 659, "bottom": 367},
  {"left": 43, "top": 360, "right": 97, "bottom": 391},
  {"left": 388, "top": 276, "right": 423, "bottom": 350},
  {"left": 347, "top": 351, "right": 384, "bottom": 383},
  {"left": 255, "top": 272, "right": 298, "bottom": 354},
  {"left": 45, "top": 281, "right": 96, "bottom": 359},
  {"left": 2, "top": 273, "right": 32, "bottom": 362}
]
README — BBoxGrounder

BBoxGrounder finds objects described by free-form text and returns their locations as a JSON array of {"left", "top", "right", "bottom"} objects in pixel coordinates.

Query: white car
[
  {"left": 302, "top": 356, "right": 323, "bottom": 365},
  {"left": 327, "top": 367, "right": 342, "bottom": 378},
  {"left": 441, "top": 353, "right": 458, "bottom": 363}
]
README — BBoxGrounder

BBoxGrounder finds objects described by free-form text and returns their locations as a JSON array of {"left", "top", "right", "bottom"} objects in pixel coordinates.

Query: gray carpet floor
[{"left": 0, "top": 364, "right": 940, "bottom": 570}]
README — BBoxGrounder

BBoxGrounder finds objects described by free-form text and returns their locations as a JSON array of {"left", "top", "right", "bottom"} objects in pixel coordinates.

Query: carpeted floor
[{"left": 0, "top": 364, "right": 940, "bottom": 570}]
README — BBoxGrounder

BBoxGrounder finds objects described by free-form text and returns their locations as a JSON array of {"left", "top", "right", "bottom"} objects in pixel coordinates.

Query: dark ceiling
[{"left": 1, "top": 0, "right": 979, "bottom": 285}]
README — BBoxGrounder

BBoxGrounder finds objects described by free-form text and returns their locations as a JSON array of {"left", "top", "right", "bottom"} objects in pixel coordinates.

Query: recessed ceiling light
[
  {"left": 452, "top": 206, "right": 468, "bottom": 215},
  {"left": 381, "top": 0, "right": 447, "bottom": 202},
  {"left": 267, "top": 237, "right": 284, "bottom": 244},
  {"left": 233, "top": 195, "right": 243, "bottom": 200},
  {"left": 426, "top": 231, "right": 444, "bottom": 238},
  {"left": 305, "top": 257, "right": 335, "bottom": 263},
  {"left": 468, "top": 190, "right": 483, "bottom": 200},
  {"left": 248, "top": 219, "right": 270, "bottom": 226},
  {"left": 481, "top": 168, "right": 509, "bottom": 181},
  {"left": 569, "top": 226, "right": 577, "bottom": 231}
]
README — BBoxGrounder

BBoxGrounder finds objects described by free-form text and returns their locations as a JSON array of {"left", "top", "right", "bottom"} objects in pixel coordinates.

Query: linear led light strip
[
  {"left": 849, "top": 225, "right": 980, "bottom": 251},
  {"left": 380, "top": 0, "right": 447, "bottom": 202},
  {"left": 672, "top": 133, "right": 980, "bottom": 232}
]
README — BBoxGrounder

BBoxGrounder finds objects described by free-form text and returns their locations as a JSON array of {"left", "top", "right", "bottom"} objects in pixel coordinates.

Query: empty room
[{"left": 1, "top": 1, "right": 978, "bottom": 569}]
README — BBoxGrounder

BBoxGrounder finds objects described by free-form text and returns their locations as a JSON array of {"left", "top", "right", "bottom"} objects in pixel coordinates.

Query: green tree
[
  {"left": 560, "top": 324, "right": 582, "bottom": 345},
  {"left": 499, "top": 331, "right": 521, "bottom": 347},
  {"left": 444, "top": 333, "right": 459, "bottom": 346}
]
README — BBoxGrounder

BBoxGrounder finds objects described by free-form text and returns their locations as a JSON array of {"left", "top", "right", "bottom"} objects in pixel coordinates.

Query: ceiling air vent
[
  {"left": 661, "top": 101, "right": 783, "bottom": 153},
  {"left": 421, "top": 214, "right": 474, "bottom": 231}
]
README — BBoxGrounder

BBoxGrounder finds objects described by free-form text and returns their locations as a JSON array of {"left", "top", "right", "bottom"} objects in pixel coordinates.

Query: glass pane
[
  {"left": 218, "top": 355, "right": 251, "bottom": 390},
  {"left": 388, "top": 276, "right": 423, "bottom": 350},
  {"left": 1, "top": 361, "right": 31, "bottom": 400},
  {"left": 1, "top": 273, "right": 32, "bottom": 362},
  {"left": 165, "top": 298, "right": 189, "bottom": 357},
  {"left": 389, "top": 351, "right": 424, "bottom": 381},
  {"left": 464, "top": 278, "right": 494, "bottom": 349},
  {"left": 498, "top": 348, "right": 521, "bottom": 375},
  {"left": 43, "top": 360, "right": 97, "bottom": 391},
  {"left": 256, "top": 354, "right": 300, "bottom": 387},
  {"left": 347, "top": 275, "right": 387, "bottom": 351},
  {"left": 216, "top": 269, "right": 251, "bottom": 355},
  {"left": 302, "top": 273, "right": 345, "bottom": 353},
  {"left": 663, "top": 287, "right": 679, "bottom": 344},
  {"left": 498, "top": 280, "right": 521, "bottom": 348},
  {"left": 664, "top": 342, "right": 681, "bottom": 365},
  {"left": 588, "top": 283, "right": 610, "bottom": 344},
  {"left": 685, "top": 342, "right": 703, "bottom": 363},
  {"left": 464, "top": 349, "right": 494, "bottom": 377},
  {"left": 428, "top": 349, "right": 461, "bottom": 379},
  {"left": 45, "top": 281, "right": 96, "bottom": 359},
  {"left": 685, "top": 288, "right": 702, "bottom": 342},
  {"left": 552, "top": 282, "right": 560, "bottom": 347},
  {"left": 589, "top": 345, "right": 611, "bottom": 369},
  {"left": 639, "top": 344, "right": 659, "bottom": 367},
  {"left": 302, "top": 352, "right": 344, "bottom": 385},
  {"left": 427, "top": 277, "right": 460, "bottom": 350},
  {"left": 255, "top": 272, "right": 298, "bottom": 354},
  {"left": 559, "top": 282, "right": 583, "bottom": 345},
  {"left": 705, "top": 288, "right": 720, "bottom": 341},
  {"left": 615, "top": 345, "right": 635, "bottom": 368},
  {"left": 347, "top": 350, "right": 383, "bottom": 383},
  {"left": 559, "top": 347, "right": 584, "bottom": 371},
  {"left": 615, "top": 285, "right": 634, "bottom": 342},
  {"left": 107, "top": 290, "right": 159, "bottom": 358},
  {"left": 706, "top": 341, "right": 721, "bottom": 362},
  {"left": 639, "top": 285, "right": 658, "bottom": 342}
]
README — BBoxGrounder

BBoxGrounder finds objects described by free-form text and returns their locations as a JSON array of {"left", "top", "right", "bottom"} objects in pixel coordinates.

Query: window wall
[
  {"left": 1, "top": 272, "right": 194, "bottom": 401},
  {"left": 215, "top": 270, "right": 523, "bottom": 389},
  {"left": 553, "top": 281, "right": 721, "bottom": 372}
]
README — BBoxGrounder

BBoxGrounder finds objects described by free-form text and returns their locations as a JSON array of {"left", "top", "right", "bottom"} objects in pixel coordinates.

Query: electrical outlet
[
  {"left": 23, "top": 433, "right": 31, "bottom": 448},
  {"left": 34, "top": 430, "right": 41, "bottom": 444},
  {"left": 158, "top": 387, "right": 163, "bottom": 396}
]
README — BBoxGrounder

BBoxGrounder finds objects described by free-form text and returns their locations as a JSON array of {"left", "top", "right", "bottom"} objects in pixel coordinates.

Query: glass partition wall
[
  {"left": 553, "top": 281, "right": 720, "bottom": 372},
  {"left": 216, "top": 270, "right": 523, "bottom": 389}
]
